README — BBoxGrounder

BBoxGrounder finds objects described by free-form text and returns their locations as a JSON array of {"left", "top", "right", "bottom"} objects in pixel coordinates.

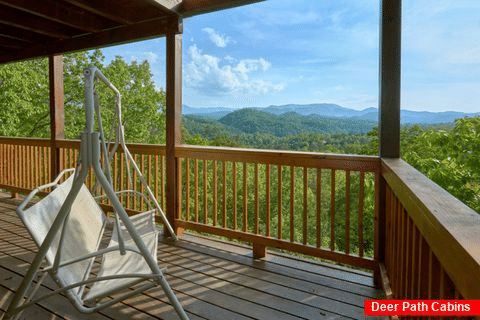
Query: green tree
[
  {"left": 0, "top": 50, "right": 166, "bottom": 143},
  {"left": 0, "top": 58, "right": 49, "bottom": 137}
]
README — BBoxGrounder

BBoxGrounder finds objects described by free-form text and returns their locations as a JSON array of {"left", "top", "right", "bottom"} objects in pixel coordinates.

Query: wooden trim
[
  {"left": 379, "top": 0, "right": 401, "bottom": 158},
  {"left": 379, "top": 263, "right": 393, "bottom": 299},
  {"left": 165, "top": 31, "right": 182, "bottom": 236},
  {"left": 176, "top": 220, "right": 377, "bottom": 270},
  {"left": 175, "top": 145, "right": 380, "bottom": 172},
  {"left": 374, "top": 168, "right": 386, "bottom": 288},
  {"left": 49, "top": 54, "right": 64, "bottom": 180},
  {"left": 0, "top": 0, "right": 109, "bottom": 33},
  {"left": 178, "top": 0, "right": 265, "bottom": 17},
  {"left": 0, "top": 16, "right": 182, "bottom": 64},
  {"left": 382, "top": 158, "right": 480, "bottom": 299},
  {"left": 0, "top": 136, "right": 51, "bottom": 147}
]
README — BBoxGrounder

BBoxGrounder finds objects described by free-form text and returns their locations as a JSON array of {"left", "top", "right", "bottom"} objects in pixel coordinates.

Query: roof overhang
[{"left": 0, "top": 0, "right": 264, "bottom": 64}]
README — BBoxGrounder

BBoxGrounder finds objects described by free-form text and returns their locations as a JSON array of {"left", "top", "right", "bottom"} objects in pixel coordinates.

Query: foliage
[
  {"left": 0, "top": 50, "right": 166, "bottom": 143},
  {"left": 218, "top": 108, "right": 376, "bottom": 137},
  {"left": 401, "top": 118, "right": 480, "bottom": 212},
  {"left": 0, "top": 58, "right": 49, "bottom": 137}
]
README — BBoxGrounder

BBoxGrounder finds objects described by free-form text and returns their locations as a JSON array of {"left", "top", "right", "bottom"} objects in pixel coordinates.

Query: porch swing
[{"left": 5, "top": 67, "right": 189, "bottom": 320}]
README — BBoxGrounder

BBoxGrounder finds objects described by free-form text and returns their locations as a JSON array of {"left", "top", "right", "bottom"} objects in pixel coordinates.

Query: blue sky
[{"left": 101, "top": 0, "right": 480, "bottom": 113}]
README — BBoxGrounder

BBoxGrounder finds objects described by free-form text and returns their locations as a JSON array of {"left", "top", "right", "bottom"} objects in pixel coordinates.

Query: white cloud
[
  {"left": 127, "top": 51, "right": 158, "bottom": 64},
  {"left": 202, "top": 27, "right": 234, "bottom": 48},
  {"left": 185, "top": 44, "right": 285, "bottom": 96}
]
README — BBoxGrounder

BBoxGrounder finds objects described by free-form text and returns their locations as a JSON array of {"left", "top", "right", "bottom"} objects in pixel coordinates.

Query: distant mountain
[
  {"left": 218, "top": 108, "right": 376, "bottom": 137},
  {"left": 183, "top": 103, "right": 479, "bottom": 125},
  {"left": 182, "top": 105, "right": 236, "bottom": 119},
  {"left": 354, "top": 110, "right": 479, "bottom": 124},
  {"left": 183, "top": 115, "right": 240, "bottom": 140},
  {"left": 263, "top": 103, "right": 366, "bottom": 118}
]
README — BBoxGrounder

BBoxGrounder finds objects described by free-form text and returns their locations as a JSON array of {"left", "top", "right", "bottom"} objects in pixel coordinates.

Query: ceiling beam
[
  {"left": 177, "top": 0, "right": 264, "bottom": 17},
  {"left": 0, "top": 5, "right": 76, "bottom": 39},
  {"left": 0, "top": 24, "right": 54, "bottom": 43},
  {"left": 0, "top": 0, "right": 113, "bottom": 33},
  {"left": 0, "top": 15, "right": 182, "bottom": 64},
  {"left": 0, "top": 35, "right": 29, "bottom": 49},
  {"left": 142, "top": 0, "right": 181, "bottom": 14},
  {"left": 63, "top": 0, "right": 177, "bottom": 25}
]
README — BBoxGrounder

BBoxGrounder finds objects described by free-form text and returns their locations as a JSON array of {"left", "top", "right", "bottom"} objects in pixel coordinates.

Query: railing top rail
[
  {"left": 0, "top": 136, "right": 51, "bottom": 147},
  {"left": 176, "top": 144, "right": 380, "bottom": 172},
  {"left": 55, "top": 139, "right": 166, "bottom": 155},
  {"left": 0, "top": 137, "right": 379, "bottom": 170},
  {"left": 382, "top": 158, "right": 480, "bottom": 299}
]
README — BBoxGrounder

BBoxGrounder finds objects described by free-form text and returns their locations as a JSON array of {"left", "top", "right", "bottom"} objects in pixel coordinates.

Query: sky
[{"left": 100, "top": 0, "right": 480, "bottom": 113}]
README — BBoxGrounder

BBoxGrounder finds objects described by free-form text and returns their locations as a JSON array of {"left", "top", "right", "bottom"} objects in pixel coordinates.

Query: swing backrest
[{"left": 19, "top": 175, "right": 106, "bottom": 293}]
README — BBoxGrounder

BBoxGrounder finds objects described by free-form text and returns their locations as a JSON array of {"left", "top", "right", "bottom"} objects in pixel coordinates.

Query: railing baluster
[
  {"left": 303, "top": 167, "right": 308, "bottom": 245},
  {"left": 154, "top": 155, "right": 159, "bottom": 202},
  {"left": 330, "top": 169, "right": 336, "bottom": 251},
  {"left": 429, "top": 249, "right": 442, "bottom": 299},
  {"left": 194, "top": 158, "right": 199, "bottom": 223},
  {"left": 358, "top": 171, "right": 365, "bottom": 257},
  {"left": 147, "top": 154, "right": 152, "bottom": 210},
  {"left": 177, "top": 158, "right": 182, "bottom": 220},
  {"left": 405, "top": 214, "right": 412, "bottom": 298},
  {"left": 254, "top": 163, "right": 259, "bottom": 235},
  {"left": 10, "top": 145, "right": 14, "bottom": 187},
  {"left": 222, "top": 160, "right": 227, "bottom": 228},
  {"left": 204, "top": 159, "right": 208, "bottom": 224},
  {"left": 316, "top": 168, "right": 322, "bottom": 248},
  {"left": 120, "top": 152, "right": 126, "bottom": 207},
  {"left": 277, "top": 165, "right": 282, "bottom": 240},
  {"left": 345, "top": 171, "right": 350, "bottom": 254},
  {"left": 132, "top": 154, "right": 138, "bottom": 210},
  {"left": 213, "top": 160, "right": 218, "bottom": 227},
  {"left": 185, "top": 159, "right": 190, "bottom": 222},
  {"left": 265, "top": 164, "right": 271, "bottom": 237},
  {"left": 113, "top": 151, "right": 118, "bottom": 197},
  {"left": 243, "top": 162, "right": 248, "bottom": 233},
  {"left": 232, "top": 161, "right": 237, "bottom": 230},
  {"left": 17, "top": 144, "right": 22, "bottom": 188},
  {"left": 27, "top": 145, "right": 32, "bottom": 189},
  {"left": 139, "top": 154, "right": 145, "bottom": 210},
  {"left": 161, "top": 155, "right": 165, "bottom": 209},
  {"left": 410, "top": 222, "right": 418, "bottom": 299},
  {"left": 418, "top": 237, "right": 429, "bottom": 298},
  {"left": 44, "top": 146, "right": 49, "bottom": 186},
  {"left": 289, "top": 165, "right": 295, "bottom": 242},
  {"left": 47, "top": 145, "right": 51, "bottom": 186}
]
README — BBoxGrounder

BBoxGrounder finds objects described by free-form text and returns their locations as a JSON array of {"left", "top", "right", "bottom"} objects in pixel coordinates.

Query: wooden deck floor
[{"left": 0, "top": 193, "right": 382, "bottom": 319}]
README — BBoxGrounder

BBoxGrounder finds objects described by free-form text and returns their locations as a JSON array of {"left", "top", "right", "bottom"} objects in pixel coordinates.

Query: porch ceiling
[{"left": 0, "top": 0, "right": 262, "bottom": 64}]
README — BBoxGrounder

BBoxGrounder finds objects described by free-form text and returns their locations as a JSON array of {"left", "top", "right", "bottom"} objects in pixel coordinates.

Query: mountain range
[{"left": 183, "top": 103, "right": 479, "bottom": 125}]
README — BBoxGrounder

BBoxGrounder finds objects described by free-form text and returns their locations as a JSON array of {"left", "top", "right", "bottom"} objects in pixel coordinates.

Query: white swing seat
[{"left": 17, "top": 170, "right": 161, "bottom": 309}]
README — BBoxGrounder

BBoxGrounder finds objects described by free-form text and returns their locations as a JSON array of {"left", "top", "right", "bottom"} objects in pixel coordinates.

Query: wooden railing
[
  {"left": 0, "top": 137, "right": 52, "bottom": 194},
  {"left": 0, "top": 137, "right": 380, "bottom": 271},
  {"left": 175, "top": 145, "right": 380, "bottom": 270},
  {"left": 3, "top": 136, "right": 480, "bottom": 298},
  {"left": 381, "top": 158, "right": 480, "bottom": 300}
]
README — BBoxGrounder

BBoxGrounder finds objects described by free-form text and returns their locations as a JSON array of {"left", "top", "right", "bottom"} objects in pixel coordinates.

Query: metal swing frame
[{"left": 5, "top": 67, "right": 188, "bottom": 320}]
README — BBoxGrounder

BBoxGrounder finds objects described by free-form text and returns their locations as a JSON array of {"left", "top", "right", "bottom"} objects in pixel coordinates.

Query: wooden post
[
  {"left": 379, "top": 0, "right": 401, "bottom": 158},
  {"left": 377, "top": 0, "right": 401, "bottom": 288},
  {"left": 374, "top": 171, "right": 387, "bottom": 288},
  {"left": 49, "top": 54, "right": 65, "bottom": 180},
  {"left": 165, "top": 27, "right": 183, "bottom": 237}
]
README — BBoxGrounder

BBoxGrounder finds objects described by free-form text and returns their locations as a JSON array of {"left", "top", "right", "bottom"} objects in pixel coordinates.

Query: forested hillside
[{"left": 218, "top": 108, "right": 376, "bottom": 136}]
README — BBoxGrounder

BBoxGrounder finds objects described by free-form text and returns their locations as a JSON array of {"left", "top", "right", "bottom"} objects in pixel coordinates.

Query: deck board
[{"left": 0, "top": 193, "right": 382, "bottom": 319}]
